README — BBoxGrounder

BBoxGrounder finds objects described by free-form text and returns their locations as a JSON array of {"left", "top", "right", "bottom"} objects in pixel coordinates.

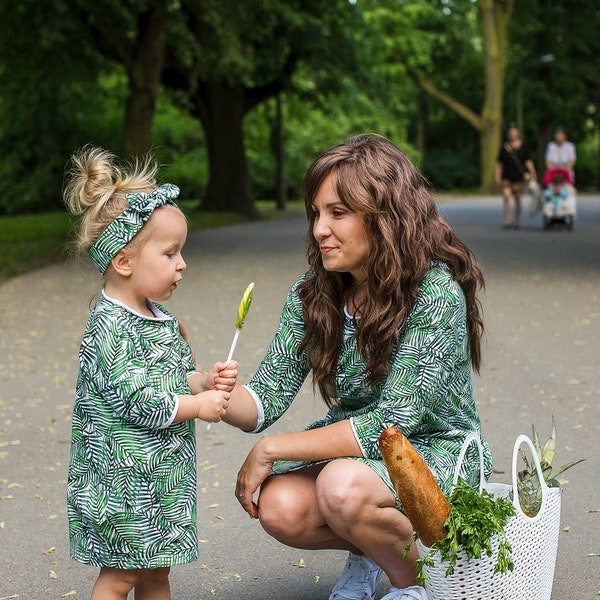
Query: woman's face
[
  {"left": 311, "top": 173, "right": 371, "bottom": 282},
  {"left": 555, "top": 130, "right": 567, "bottom": 144}
]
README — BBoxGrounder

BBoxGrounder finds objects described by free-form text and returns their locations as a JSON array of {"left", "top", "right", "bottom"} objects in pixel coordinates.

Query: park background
[
  {"left": 1, "top": 1, "right": 599, "bottom": 598},
  {"left": 0, "top": 0, "right": 599, "bottom": 226}
]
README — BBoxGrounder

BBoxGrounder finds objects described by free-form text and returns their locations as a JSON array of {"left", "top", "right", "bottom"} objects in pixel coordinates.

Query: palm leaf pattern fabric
[
  {"left": 247, "top": 263, "right": 492, "bottom": 508},
  {"left": 67, "top": 292, "right": 198, "bottom": 568}
]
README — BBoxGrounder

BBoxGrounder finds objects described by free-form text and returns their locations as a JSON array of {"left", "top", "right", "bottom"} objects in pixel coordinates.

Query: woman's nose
[{"left": 313, "top": 216, "right": 330, "bottom": 239}]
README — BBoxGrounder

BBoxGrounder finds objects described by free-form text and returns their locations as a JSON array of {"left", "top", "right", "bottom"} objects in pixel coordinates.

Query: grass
[{"left": 0, "top": 200, "right": 305, "bottom": 285}]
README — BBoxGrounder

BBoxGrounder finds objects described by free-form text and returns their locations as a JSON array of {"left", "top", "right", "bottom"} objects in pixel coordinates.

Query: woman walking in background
[{"left": 495, "top": 123, "right": 537, "bottom": 229}]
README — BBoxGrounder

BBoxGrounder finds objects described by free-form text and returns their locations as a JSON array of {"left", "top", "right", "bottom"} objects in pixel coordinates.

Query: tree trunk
[
  {"left": 194, "top": 82, "right": 258, "bottom": 218},
  {"left": 410, "top": 0, "right": 512, "bottom": 193},
  {"left": 271, "top": 93, "right": 288, "bottom": 210},
  {"left": 478, "top": 0, "right": 511, "bottom": 193},
  {"left": 121, "top": 6, "right": 167, "bottom": 159}
]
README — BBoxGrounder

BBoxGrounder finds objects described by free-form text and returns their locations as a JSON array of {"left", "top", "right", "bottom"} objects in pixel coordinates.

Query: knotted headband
[{"left": 88, "top": 183, "right": 180, "bottom": 273}]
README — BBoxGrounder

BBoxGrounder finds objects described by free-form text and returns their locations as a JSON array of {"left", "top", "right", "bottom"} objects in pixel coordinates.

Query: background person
[
  {"left": 63, "top": 146, "right": 237, "bottom": 600},
  {"left": 545, "top": 125, "right": 576, "bottom": 181},
  {"left": 495, "top": 123, "right": 537, "bottom": 229},
  {"left": 222, "top": 133, "right": 492, "bottom": 600}
]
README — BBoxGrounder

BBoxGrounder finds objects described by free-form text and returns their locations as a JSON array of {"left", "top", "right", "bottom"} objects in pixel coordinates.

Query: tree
[
  {"left": 161, "top": 0, "right": 361, "bottom": 217},
  {"left": 366, "top": 0, "right": 513, "bottom": 192},
  {"left": 506, "top": 0, "right": 600, "bottom": 187},
  {"left": 0, "top": 0, "right": 122, "bottom": 213},
  {"left": 71, "top": 0, "right": 170, "bottom": 158}
]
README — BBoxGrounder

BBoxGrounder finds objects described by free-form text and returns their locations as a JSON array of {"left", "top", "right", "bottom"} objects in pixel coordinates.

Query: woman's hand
[
  {"left": 205, "top": 360, "right": 238, "bottom": 392},
  {"left": 235, "top": 438, "right": 275, "bottom": 519}
]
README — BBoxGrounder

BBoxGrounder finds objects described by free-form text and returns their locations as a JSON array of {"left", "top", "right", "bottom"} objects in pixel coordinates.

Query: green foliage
[
  {"left": 415, "top": 478, "right": 516, "bottom": 586},
  {"left": 0, "top": 0, "right": 125, "bottom": 214},
  {"left": 0, "top": 211, "right": 74, "bottom": 282},
  {"left": 152, "top": 94, "right": 208, "bottom": 200},
  {"left": 0, "top": 0, "right": 598, "bottom": 218}
]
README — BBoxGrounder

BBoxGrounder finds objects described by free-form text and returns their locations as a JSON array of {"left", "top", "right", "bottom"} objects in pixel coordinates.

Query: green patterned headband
[{"left": 88, "top": 183, "right": 180, "bottom": 274}]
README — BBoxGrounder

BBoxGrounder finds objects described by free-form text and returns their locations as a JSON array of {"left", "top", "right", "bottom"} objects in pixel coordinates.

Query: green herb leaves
[{"left": 416, "top": 478, "right": 516, "bottom": 584}]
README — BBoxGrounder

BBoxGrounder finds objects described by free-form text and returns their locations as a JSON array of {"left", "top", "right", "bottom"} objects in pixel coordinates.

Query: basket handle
[
  {"left": 511, "top": 434, "right": 552, "bottom": 521},
  {"left": 452, "top": 432, "right": 485, "bottom": 492}
]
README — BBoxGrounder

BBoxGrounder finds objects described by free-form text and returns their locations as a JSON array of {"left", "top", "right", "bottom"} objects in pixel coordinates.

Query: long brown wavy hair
[{"left": 297, "top": 133, "right": 484, "bottom": 407}]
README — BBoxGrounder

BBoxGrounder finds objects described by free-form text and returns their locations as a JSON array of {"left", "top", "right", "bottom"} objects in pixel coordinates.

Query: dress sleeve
[
  {"left": 81, "top": 314, "right": 178, "bottom": 430},
  {"left": 246, "top": 279, "right": 311, "bottom": 432},
  {"left": 351, "top": 270, "right": 467, "bottom": 459}
]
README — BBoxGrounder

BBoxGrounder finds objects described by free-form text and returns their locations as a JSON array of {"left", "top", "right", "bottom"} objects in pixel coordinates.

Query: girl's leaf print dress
[{"left": 67, "top": 292, "right": 199, "bottom": 569}]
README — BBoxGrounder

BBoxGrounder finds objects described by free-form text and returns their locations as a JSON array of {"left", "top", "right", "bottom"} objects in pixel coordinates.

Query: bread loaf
[{"left": 379, "top": 425, "right": 451, "bottom": 547}]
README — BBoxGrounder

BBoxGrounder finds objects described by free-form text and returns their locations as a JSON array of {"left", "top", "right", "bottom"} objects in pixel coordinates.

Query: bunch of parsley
[{"left": 413, "top": 478, "right": 516, "bottom": 585}]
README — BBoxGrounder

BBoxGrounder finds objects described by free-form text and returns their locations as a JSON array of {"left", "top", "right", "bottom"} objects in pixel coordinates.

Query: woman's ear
[{"left": 111, "top": 250, "right": 133, "bottom": 276}]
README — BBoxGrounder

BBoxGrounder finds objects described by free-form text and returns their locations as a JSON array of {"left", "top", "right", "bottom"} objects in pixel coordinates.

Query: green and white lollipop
[
  {"left": 208, "top": 282, "right": 255, "bottom": 430},
  {"left": 225, "top": 282, "right": 255, "bottom": 364}
]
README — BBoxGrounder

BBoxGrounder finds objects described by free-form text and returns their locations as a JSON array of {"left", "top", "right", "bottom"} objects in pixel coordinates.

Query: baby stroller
[{"left": 541, "top": 167, "right": 577, "bottom": 230}]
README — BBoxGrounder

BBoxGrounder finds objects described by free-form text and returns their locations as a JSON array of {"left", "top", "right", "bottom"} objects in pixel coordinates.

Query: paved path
[{"left": 1, "top": 194, "right": 598, "bottom": 599}]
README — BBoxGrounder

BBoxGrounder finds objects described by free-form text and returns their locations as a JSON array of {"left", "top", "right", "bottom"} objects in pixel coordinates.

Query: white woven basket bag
[{"left": 416, "top": 433, "right": 561, "bottom": 600}]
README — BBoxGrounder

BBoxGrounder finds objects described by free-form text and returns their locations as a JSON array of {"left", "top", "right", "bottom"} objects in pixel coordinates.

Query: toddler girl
[{"left": 63, "top": 146, "right": 237, "bottom": 599}]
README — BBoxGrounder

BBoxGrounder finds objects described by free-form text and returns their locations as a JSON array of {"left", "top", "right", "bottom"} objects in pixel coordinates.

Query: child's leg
[
  {"left": 90, "top": 566, "right": 171, "bottom": 600},
  {"left": 134, "top": 567, "right": 171, "bottom": 599}
]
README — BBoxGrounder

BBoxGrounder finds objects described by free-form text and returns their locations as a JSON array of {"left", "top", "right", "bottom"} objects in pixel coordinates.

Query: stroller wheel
[
  {"left": 565, "top": 216, "right": 574, "bottom": 230},
  {"left": 543, "top": 216, "right": 551, "bottom": 230}
]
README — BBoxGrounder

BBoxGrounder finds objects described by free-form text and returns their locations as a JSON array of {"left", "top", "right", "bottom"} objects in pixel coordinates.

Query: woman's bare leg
[
  {"left": 502, "top": 184, "right": 513, "bottom": 226},
  {"left": 316, "top": 460, "right": 418, "bottom": 588},
  {"left": 257, "top": 461, "right": 418, "bottom": 588}
]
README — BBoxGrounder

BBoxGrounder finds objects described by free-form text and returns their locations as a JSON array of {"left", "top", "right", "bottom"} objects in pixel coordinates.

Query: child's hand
[
  {"left": 195, "top": 389, "right": 230, "bottom": 423},
  {"left": 205, "top": 361, "right": 238, "bottom": 393}
]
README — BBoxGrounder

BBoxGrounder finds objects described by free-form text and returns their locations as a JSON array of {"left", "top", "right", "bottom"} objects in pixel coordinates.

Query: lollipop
[
  {"left": 207, "top": 282, "right": 254, "bottom": 429},
  {"left": 225, "top": 282, "right": 255, "bottom": 365}
]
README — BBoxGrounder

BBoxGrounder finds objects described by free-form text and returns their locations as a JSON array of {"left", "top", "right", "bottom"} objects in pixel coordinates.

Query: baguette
[{"left": 379, "top": 425, "right": 451, "bottom": 547}]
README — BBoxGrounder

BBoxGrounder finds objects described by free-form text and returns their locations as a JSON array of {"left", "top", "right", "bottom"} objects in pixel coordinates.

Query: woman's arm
[
  {"left": 525, "top": 158, "right": 537, "bottom": 179},
  {"left": 221, "top": 383, "right": 260, "bottom": 431},
  {"left": 236, "top": 420, "right": 361, "bottom": 518}
]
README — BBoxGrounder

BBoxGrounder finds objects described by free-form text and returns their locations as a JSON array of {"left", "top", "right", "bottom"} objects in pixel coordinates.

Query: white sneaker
[
  {"left": 329, "top": 552, "right": 382, "bottom": 600},
  {"left": 379, "top": 585, "right": 428, "bottom": 600}
]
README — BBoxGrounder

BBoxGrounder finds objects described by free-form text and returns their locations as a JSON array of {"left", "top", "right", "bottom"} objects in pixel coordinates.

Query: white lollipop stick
[
  {"left": 207, "top": 283, "right": 254, "bottom": 430},
  {"left": 224, "top": 329, "right": 240, "bottom": 366}
]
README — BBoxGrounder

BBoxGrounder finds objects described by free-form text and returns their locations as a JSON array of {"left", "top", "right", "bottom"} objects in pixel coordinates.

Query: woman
[
  {"left": 223, "top": 133, "right": 492, "bottom": 600},
  {"left": 495, "top": 124, "right": 537, "bottom": 229},
  {"left": 545, "top": 125, "right": 576, "bottom": 181}
]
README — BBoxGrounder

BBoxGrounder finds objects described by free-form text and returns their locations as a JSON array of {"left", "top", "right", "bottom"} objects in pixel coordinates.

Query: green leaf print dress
[
  {"left": 245, "top": 263, "right": 492, "bottom": 508},
  {"left": 67, "top": 292, "right": 198, "bottom": 569}
]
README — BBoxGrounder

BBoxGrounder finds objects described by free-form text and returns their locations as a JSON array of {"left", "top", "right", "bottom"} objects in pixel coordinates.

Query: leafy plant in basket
[
  {"left": 516, "top": 416, "right": 585, "bottom": 517},
  {"left": 379, "top": 426, "right": 516, "bottom": 587},
  {"left": 379, "top": 420, "right": 585, "bottom": 591},
  {"left": 414, "top": 478, "right": 515, "bottom": 584}
]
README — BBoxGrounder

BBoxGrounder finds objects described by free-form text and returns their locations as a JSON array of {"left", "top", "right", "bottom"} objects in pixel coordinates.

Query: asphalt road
[{"left": 1, "top": 193, "right": 598, "bottom": 599}]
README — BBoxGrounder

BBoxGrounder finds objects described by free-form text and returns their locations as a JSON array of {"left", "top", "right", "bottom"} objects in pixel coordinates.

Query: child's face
[{"left": 128, "top": 206, "right": 188, "bottom": 303}]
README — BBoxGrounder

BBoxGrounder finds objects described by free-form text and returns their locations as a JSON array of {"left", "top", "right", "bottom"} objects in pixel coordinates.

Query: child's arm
[
  {"left": 174, "top": 389, "right": 230, "bottom": 424},
  {"left": 178, "top": 318, "right": 238, "bottom": 394}
]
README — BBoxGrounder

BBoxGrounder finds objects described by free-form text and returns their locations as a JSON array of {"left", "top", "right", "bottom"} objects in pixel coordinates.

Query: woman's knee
[
  {"left": 315, "top": 460, "right": 381, "bottom": 522},
  {"left": 258, "top": 477, "right": 317, "bottom": 541}
]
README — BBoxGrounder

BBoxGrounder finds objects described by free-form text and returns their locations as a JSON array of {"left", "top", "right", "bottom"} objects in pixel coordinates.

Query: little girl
[{"left": 63, "top": 145, "right": 237, "bottom": 599}]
